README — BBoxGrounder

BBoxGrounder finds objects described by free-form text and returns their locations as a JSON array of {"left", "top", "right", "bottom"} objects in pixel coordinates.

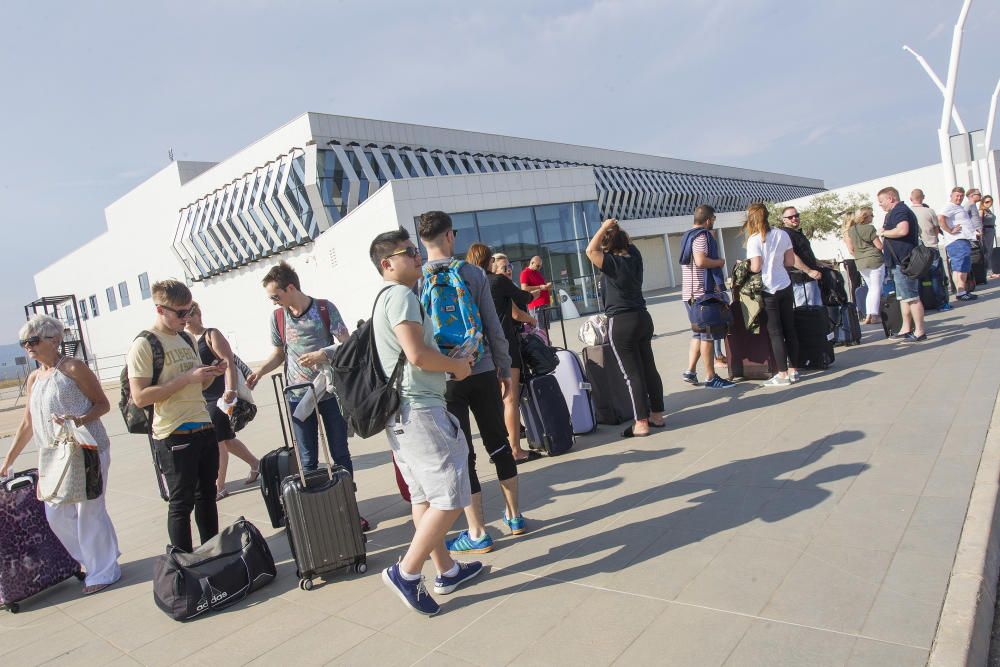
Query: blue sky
[{"left": 1, "top": 0, "right": 997, "bottom": 342}]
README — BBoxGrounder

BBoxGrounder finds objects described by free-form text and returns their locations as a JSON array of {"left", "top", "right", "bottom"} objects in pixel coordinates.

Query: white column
[{"left": 663, "top": 233, "right": 676, "bottom": 287}]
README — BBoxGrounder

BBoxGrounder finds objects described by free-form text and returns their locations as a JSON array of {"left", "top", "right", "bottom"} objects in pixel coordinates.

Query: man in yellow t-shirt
[{"left": 126, "top": 280, "right": 226, "bottom": 553}]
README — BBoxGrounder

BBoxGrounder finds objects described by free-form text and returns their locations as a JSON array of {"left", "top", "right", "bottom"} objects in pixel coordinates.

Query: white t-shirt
[
  {"left": 939, "top": 203, "right": 975, "bottom": 246},
  {"left": 746, "top": 228, "right": 793, "bottom": 293}
]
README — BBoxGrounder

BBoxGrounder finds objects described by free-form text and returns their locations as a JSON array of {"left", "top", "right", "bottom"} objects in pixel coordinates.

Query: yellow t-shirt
[{"left": 126, "top": 330, "right": 210, "bottom": 439}]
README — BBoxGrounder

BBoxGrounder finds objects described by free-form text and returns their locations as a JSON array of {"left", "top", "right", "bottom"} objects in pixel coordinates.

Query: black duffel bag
[
  {"left": 520, "top": 329, "right": 559, "bottom": 377},
  {"left": 153, "top": 517, "right": 276, "bottom": 621}
]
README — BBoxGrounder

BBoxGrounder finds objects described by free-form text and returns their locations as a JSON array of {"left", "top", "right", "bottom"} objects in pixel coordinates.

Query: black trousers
[
  {"left": 446, "top": 370, "right": 516, "bottom": 495},
  {"left": 762, "top": 285, "right": 799, "bottom": 373},
  {"left": 607, "top": 309, "right": 664, "bottom": 421},
  {"left": 153, "top": 428, "right": 220, "bottom": 553}
]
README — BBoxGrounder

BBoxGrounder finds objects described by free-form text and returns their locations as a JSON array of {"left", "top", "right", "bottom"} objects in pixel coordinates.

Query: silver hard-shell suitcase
[{"left": 280, "top": 384, "right": 366, "bottom": 590}]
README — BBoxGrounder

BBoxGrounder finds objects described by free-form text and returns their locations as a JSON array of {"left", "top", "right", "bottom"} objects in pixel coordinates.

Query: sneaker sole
[
  {"left": 381, "top": 569, "right": 438, "bottom": 616},
  {"left": 447, "top": 545, "right": 494, "bottom": 555},
  {"left": 506, "top": 525, "right": 526, "bottom": 536},
  {"left": 434, "top": 566, "right": 484, "bottom": 595}
]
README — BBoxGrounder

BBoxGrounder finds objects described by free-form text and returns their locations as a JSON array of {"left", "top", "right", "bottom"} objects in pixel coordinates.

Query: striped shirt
[{"left": 682, "top": 233, "right": 720, "bottom": 301}]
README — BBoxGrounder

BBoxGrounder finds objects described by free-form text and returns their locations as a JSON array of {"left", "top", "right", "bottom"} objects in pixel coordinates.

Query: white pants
[
  {"left": 860, "top": 266, "right": 885, "bottom": 318},
  {"left": 44, "top": 447, "right": 121, "bottom": 586}
]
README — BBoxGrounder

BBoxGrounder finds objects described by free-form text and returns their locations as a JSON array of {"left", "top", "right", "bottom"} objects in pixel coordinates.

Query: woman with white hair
[{"left": 0, "top": 315, "right": 121, "bottom": 595}]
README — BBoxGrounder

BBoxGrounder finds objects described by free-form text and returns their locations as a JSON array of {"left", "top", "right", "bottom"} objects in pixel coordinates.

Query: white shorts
[{"left": 387, "top": 405, "right": 471, "bottom": 511}]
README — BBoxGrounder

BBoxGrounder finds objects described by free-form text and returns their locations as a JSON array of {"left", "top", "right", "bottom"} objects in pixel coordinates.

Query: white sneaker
[
  {"left": 763, "top": 375, "right": 791, "bottom": 387},
  {"left": 788, "top": 370, "right": 800, "bottom": 383}
]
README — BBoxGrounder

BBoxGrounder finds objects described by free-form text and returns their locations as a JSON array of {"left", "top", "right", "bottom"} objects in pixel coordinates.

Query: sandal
[
  {"left": 621, "top": 426, "right": 649, "bottom": 438},
  {"left": 244, "top": 467, "right": 260, "bottom": 485},
  {"left": 648, "top": 419, "right": 666, "bottom": 428},
  {"left": 216, "top": 489, "right": 229, "bottom": 501},
  {"left": 82, "top": 582, "right": 114, "bottom": 596},
  {"left": 514, "top": 450, "right": 543, "bottom": 464}
]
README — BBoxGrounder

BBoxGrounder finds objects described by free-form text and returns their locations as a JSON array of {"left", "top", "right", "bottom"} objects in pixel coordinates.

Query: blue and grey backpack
[{"left": 420, "top": 259, "right": 484, "bottom": 361}]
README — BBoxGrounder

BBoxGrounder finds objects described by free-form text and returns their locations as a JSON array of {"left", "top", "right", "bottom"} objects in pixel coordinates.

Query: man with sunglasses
[
  {"left": 779, "top": 207, "right": 824, "bottom": 307},
  {"left": 127, "top": 280, "right": 227, "bottom": 552}
]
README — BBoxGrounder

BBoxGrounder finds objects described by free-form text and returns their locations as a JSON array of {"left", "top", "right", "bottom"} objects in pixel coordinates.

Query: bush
[{"left": 767, "top": 192, "right": 873, "bottom": 239}]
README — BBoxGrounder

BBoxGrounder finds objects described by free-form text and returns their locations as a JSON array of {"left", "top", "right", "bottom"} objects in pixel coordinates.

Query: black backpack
[
  {"left": 120, "top": 330, "right": 197, "bottom": 434},
  {"left": 330, "top": 286, "right": 407, "bottom": 439}
]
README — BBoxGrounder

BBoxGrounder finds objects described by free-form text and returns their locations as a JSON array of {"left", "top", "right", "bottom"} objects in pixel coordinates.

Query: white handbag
[
  {"left": 578, "top": 314, "right": 609, "bottom": 346},
  {"left": 38, "top": 421, "right": 91, "bottom": 504}
]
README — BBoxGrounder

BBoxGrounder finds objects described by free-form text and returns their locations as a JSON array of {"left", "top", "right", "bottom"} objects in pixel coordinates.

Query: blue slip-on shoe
[
  {"left": 434, "top": 561, "right": 484, "bottom": 595},
  {"left": 939, "top": 303, "right": 953, "bottom": 311},
  {"left": 704, "top": 376, "right": 735, "bottom": 389},
  {"left": 681, "top": 371, "right": 698, "bottom": 385},
  {"left": 502, "top": 513, "right": 526, "bottom": 536},
  {"left": 382, "top": 563, "right": 439, "bottom": 616},
  {"left": 446, "top": 530, "right": 494, "bottom": 555}
]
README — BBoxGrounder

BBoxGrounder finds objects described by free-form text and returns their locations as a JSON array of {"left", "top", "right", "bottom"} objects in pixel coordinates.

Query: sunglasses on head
[
  {"left": 383, "top": 246, "right": 420, "bottom": 260},
  {"left": 19, "top": 335, "right": 53, "bottom": 348},
  {"left": 158, "top": 304, "right": 192, "bottom": 318}
]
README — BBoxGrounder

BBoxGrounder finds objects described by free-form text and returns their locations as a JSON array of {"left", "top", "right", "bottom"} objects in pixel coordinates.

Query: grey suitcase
[
  {"left": 582, "top": 344, "right": 632, "bottom": 425},
  {"left": 281, "top": 384, "right": 366, "bottom": 590}
]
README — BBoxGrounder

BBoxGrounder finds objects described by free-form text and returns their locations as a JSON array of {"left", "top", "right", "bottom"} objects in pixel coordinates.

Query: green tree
[{"left": 769, "top": 191, "right": 873, "bottom": 239}]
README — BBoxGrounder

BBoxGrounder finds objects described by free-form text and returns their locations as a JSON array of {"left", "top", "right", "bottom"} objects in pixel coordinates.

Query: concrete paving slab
[{"left": 0, "top": 284, "right": 997, "bottom": 665}]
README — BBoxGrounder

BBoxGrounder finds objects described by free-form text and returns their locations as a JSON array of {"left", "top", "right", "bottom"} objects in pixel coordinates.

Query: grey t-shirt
[
  {"left": 373, "top": 283, "right": 446, "bottom": 410},
  {"left": 911, "top": 205, "right": 939, "bottom": 247},
  {"left": 422, "top": 258, "right": 511, "bottom": 378},
  {"left": 270, "top": 297, "right": 348, "bottom": 399}
]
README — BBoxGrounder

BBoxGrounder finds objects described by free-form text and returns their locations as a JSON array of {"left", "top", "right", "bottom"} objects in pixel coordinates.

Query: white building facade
[{"left": 33, "top": 112, "right": 824, "bottom": 376}]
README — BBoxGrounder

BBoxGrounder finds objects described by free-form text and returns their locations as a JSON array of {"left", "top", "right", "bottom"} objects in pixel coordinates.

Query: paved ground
[{"left": 1, "top": 285, "right": 998, "bottom": 666}]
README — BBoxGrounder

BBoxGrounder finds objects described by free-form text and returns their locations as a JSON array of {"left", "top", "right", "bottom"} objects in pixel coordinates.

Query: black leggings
[
  {"left": 607, "top": 309, "right": 664, "bottom": 421},
  {"left": 762, "top": 285, "right": 799, "bottom": 373},
  {"left": 446, "top": 370, "right": 517, "bottom": 495}
]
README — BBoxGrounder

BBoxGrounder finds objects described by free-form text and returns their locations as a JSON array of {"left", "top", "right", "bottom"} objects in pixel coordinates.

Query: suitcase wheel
[
  {"left": 355, "top": 562, "right": 367, "bottom": 574},
  {"left": 299, "top": 578, "right": 314, "bottom": 591},
  {"left": 3, "top": 602, "right": 19, "bottom": 614}
]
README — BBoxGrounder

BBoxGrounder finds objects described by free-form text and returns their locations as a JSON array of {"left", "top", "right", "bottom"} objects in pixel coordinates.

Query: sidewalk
[{"left": 1, "top": 286, "right": 998, "bottom": 666}]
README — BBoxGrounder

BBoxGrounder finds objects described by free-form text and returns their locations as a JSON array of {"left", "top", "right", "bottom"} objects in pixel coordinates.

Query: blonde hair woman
[
  {"left": 843, "top": 207, "right": 884, "bottom": 324},
  {"left": 743, "top": 203, "right": 799, "bottom": 386},
  {"left": 1, "top": 315, "right": 121, "bottom": 595}
]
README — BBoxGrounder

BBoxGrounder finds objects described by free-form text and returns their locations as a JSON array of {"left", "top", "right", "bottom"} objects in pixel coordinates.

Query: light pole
[
  {"left": 901, "top": 45, "right": 967, "bottom": 134},
  {"left": 936, "top": 0, "right": 974, "bottom": 192}
]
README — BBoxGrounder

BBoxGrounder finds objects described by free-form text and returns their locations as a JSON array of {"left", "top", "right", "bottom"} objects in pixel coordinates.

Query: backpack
[
  {"left": 420, "top": 259, "right": 484, "bottom": 361},
  {"left": 120, "top": 330, "right": 197, "bottom": 434},
  {"left": 329, "top": 286, "right": 407, "bottom": 439},
  {"left": 275, "top": 298, "right": 332, "bottom": 345}
]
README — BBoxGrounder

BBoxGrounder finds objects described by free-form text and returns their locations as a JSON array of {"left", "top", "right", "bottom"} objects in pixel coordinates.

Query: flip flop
[
  {"left": 514, "top": 450, "right": 543, "bottom": 464},
  {"left": 82, "top": 581, "right": 115, "bottom": 596},
  {"left": 244, "top": 467, "right": 260, "bottom": 485},
  {"left": 216, "top": 489, "right": 229, "bottom": 501},
  {"left": 648, "top": 420, "right": 666, "bottom": 428},
  {"left": 622, "top": 426, "right": 649, "bottom": 438}
]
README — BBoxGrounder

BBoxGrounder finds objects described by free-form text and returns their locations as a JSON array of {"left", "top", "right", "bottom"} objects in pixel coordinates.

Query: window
[
  {"left": 89, "top": 295, "right": 99, "bottom": 317},
  {"left": 118, "top": 281, "right": 130, "bottom": 307},
  {"left": 79, "top": 299, "right": 88, "bottom": 320},
  {"left": 475, "top": 207, "right": 538, "bottom": 260},
  {"left": 106, "top": 287, "right": 117, "bottom": 312},
  {"left": 138, "top": 272, "right": 151, "bottom": 299},
  {"left": 64, "top": 305, "right": 76, "bottom": 326},
  {"left": 535, "top": 203, "right": 587, "bottom": 244}
]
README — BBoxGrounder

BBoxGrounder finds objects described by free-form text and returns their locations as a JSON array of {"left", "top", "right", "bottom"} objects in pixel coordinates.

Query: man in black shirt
[{"left": 780, "top": 207, "right": 823, "bottom": 306}]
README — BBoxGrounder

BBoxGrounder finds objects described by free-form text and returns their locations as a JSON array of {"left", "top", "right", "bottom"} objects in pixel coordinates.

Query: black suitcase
[
  {"left": 793, "top": 306, "right": 834, "bottom": 369},
  {"left": 827, "top": 304, "right": 861, "bottom": 347},
  {"left": 520, "top": 374, "right": 574, "bottom": 456},
  {"left": 970, "top": 242, "right": 987, "bottom": 285},
  {"left": 281, "top": 384, "right": 366, "bottom": 591},
  {"left": 259, "top": 375, "right": 299, "bottom": 528},
  {"left": 881, "top": 293, "right": 903, "bottom": 338},
  {"left": 725, "top": 298, "right": 775, "bottom": 380},
  {"left": 582, "top": 344, "right": 632, "bottom": 425}
]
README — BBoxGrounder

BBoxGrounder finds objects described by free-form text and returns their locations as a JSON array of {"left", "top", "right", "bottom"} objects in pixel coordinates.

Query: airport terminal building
[{"left": 33, "top": 112, "right": 824, "bottom": 372}]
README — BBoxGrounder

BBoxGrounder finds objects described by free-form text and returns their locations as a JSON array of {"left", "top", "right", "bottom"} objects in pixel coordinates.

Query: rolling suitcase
[
  {"left": 724, "top": 299, "right": 775, "bottom": 380},
  {"left": 854, "top": 284, "right": 869, "bottom": 318},
  {"left": 582, "top": 344, "right": 632, "bottom": 425},
  {"left": 1, "top": 470, "right": 83, "bottom": 613},
  {"left": 520, "top": 374, "right": 574, "bottom": 456},
  {"left": 259, "top": 374, "right": 300, "bottom": 528},
  {"left": 552, "top": 348, "right": 596, "bottom": 435},
  {"left": 793, "top": 306, "right": 835, "bottom": 369},
  {"left": 281, "top": 384, "right": 366, "bottom": 590},
  {"left": 970, "top": 242, "right": 987, "bottom": 286},
  {"left": 827, "top": 304, "right": 861, "bottom": 346},
  {"left": 880, "top": 293, "right": 903, "bottom": 338}
]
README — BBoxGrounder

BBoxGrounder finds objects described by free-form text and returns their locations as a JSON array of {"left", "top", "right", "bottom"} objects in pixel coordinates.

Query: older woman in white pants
[
  {"left": 844, "top": 207, "right": 885, "bottom": 323},
  {"left": 1, "top": 315, "right": 121, "bottom": 595}
]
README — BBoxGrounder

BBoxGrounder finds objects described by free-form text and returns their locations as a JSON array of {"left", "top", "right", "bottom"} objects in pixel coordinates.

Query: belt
[{"left": 171, "top": 424, "right": 212, "bottom": 435}]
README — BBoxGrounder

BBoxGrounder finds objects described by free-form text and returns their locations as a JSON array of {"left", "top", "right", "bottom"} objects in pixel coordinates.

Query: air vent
[{"left": 328, "top": 248, "right": 338, "bottom": 268}]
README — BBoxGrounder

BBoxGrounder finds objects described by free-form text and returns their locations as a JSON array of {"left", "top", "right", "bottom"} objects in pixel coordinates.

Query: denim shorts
[
  {"left": 386, "top": 404, "right": 471, "bottom": 510},
  {"left": 946, "top": 239, "right": 972, "bottom": 274},
  {"left": 891, "top": 266, "right": 920, "bottom": 303},
  {"left": 684, "top": 302, "right": 727, "bottom": 341}
]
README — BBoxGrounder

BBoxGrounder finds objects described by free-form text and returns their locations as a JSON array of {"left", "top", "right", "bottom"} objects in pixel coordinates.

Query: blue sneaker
[
  {"left": 446, "top": 530, "right": 494, "bottom": 554},
  {"left": 939, "top": 302, "right": 953, "bottom": 311},
  {"left": 502, "top": 513, "right": 526, "bottom": 535},
  {"left": 382, "top": 563, "right": 439, "bottom": 616},
  {"left": 433, "top": 561, "right": 483, "bottom": 595},
  {"left": 681, "top": 370, "right": 698, "bottom": 385},
  {"left": 704, "top": 376, "right": 735, "bottom": 389}
]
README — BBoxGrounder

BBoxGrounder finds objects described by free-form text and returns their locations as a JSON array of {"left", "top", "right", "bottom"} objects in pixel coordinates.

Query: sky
[{"left": 1, "top": 0, "right": 997, "bottom": 342}]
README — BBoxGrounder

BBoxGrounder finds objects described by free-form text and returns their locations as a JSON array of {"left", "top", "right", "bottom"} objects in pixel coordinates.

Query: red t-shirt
[{"left": 520, "top": 267, "right": 548, "bottom": 309}]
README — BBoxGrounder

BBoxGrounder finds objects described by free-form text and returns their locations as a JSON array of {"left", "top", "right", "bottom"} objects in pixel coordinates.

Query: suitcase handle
[
  {"left": 4, "top": 473, "right": 34, "bottom": 492},
  {"left": 283, "top": 383, "right": 336, "bottom": 487},
  {"left": 271, "top": 374, "right": 292, "bottom": 450}
]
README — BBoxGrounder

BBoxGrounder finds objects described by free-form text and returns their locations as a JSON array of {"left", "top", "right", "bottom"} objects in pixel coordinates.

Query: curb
[{"left": 928, "top": 390, "right": 1000, "bottom": 666}]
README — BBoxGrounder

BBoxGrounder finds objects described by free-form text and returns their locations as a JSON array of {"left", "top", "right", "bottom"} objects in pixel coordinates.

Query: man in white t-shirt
[{"left": 938, "top": 186, "right": 977, "bottom": 301}]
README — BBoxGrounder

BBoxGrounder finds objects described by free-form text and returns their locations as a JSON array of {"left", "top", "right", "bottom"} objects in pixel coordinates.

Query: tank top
[
  {"left": 196, "top": 329, "right": 225, "bottom": 401},
  {"left": 29, "top": 359, "right": 110, "bottom": 452}
]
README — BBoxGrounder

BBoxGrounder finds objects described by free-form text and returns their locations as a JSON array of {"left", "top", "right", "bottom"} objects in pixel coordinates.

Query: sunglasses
[
  {"left": 158, "top": 304, "right": 192, "bottom": 318},
  {"left": 19, "top": 335, "right": 54, "bottom": 348},
  {"left": 783, "top": 214, "right": 800, "bottom": 220},
  {"left": 383, "top": 246, "right": 420, "bottom": 260}
]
